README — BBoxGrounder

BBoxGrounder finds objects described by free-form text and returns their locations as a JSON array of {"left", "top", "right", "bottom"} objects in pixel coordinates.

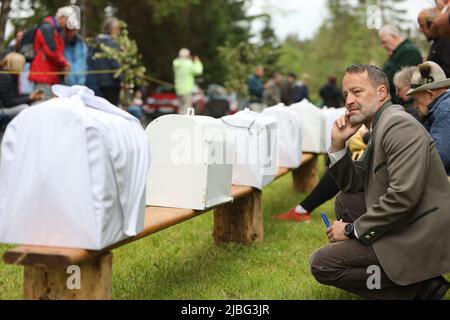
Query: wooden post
[
  {"left": 292, "top": 154, "right": 319, "bottom": 193},
  {"left": 213, "top": 190, "right": 263, "bottom": 246},
  {"left": 23, "top": 252, "right": 113, "bottom": 300}
]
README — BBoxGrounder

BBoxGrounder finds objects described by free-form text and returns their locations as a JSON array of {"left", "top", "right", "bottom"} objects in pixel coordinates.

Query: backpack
[{"left": 19, "top": 22, "right": 49, "bottom": 62}]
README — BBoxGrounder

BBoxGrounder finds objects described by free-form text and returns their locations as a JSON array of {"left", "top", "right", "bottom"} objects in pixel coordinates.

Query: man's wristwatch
[{"left": 344, "top": 223, "right": 356, "bottom": 239}]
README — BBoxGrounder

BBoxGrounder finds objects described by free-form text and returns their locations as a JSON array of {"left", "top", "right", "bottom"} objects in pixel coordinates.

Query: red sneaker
[{"left": 273, "top": 208, "right": 311, "bottom": 222}]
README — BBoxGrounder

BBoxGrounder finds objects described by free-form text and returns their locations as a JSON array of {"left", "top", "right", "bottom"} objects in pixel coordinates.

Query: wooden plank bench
[{"left": 3, "top": 153, "right": 319, "bottom": 300}]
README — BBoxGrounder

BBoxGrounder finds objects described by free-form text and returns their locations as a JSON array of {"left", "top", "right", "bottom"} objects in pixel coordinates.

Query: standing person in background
[
  {"left": 417, "top": 8, "right": 450, "bottom": 78},
  {"left": 293, "top": 73, "right": 311, "bottom": 103},
  {"left": 281, "top": 72, "right": 297, "bottom": 106},
  {"left": 282, "top": 72, "right": 310, "bottom": 105},
  {"left": 247, "top": 65, "right": 265, "bottom": 111},
  {"left": 5, "top": 28, "right": 25, "bottom": 55},
  {"left": 29, "top": 6, "right": 72, "bottom": 100},
  {"left": 263, "top": 71, "right": 283, "bottom": 108},
  {"left": 4, "top": 28, "right": 34, "bottom": 95},
  {"left": 64, "top": 15, "right": 87, "bottom": 86},
  {"left": 87, "top": 17, "right": 122, "bottom": 106},
  {"left": 173, "top": 48, "right": 203, "bottom": 115},
  {"left": 204, "top": 84, "right": 230, "bottom": 118},
  {"left": 319, "top": 76, "right": 344, "bottom": 108},
  {"left": 429, "top": 0, "right": 450, "bottom": 40},
  {"left": 378, "top": 24, "right": 423, "bottom": 103}
]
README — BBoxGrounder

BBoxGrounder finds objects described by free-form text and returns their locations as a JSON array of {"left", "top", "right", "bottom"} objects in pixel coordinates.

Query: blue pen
[{"left": 321, "top": 213, "right": 330, "bottom": 228}]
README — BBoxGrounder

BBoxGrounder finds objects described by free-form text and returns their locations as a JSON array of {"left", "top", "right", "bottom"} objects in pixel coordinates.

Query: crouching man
[{"left": 309, "top": 64, "right": 450, "bottom": 300}]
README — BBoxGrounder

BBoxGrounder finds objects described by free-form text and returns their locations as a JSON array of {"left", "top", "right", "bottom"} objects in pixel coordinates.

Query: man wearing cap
[
  {"left": 310, "top": 64, "right": 450, "bottom": 300},
  {"left": 407, "top": 61, "right": 450, "bottom": 175}
]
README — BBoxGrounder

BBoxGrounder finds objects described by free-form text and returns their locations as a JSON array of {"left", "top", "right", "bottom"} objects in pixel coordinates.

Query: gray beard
[
  {"left": 348, "top": 98, "right": 379, "bottom": 126},
  {"left": 348, "top": 114, "right": 364, "bottom": 126}
]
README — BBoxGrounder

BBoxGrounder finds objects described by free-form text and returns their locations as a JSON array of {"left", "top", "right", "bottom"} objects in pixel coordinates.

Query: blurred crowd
[
  {"left": 0, "top": 6, "right": 125, "bottom": 131},
  {"left": 4, "top": 1, "right": 450, "bottom": 131}
]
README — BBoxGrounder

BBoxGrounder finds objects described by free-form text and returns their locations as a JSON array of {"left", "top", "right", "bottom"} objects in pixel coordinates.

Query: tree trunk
[
  {"left": 79, "top": 0, "right": 88, "bottom": 39},
  {"left": 0, "top": 0, "right": 12, "bottom": 45},
  {"left": 213, "top": 189, "right": 263, "bottom": 246},
  {"left": 23, "top": 252, "right": 113, "bottom": 300}
]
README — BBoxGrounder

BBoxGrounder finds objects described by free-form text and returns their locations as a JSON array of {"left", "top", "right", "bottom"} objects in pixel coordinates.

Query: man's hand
[
  {"left": 331, "top": 115, "right": 362, "bottom": 153},
  {"left": 29, "top": 90, "right": 44, "bottom": 102},
  {"left": 326, "top": 221, "right": 351, "bottom": 243}
]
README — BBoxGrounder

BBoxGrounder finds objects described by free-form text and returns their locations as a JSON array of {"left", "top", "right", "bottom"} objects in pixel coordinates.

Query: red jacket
[{"left": 29, "top": 16, "right": 68, "bottom": 85}]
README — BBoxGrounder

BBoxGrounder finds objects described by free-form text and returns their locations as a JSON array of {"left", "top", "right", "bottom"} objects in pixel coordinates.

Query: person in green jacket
[
  {"left": 378, "top": 25, "right": 423, "bottom": 103},
  {"left": 172, "top": 48, "right": 203, "bottom": 115}
]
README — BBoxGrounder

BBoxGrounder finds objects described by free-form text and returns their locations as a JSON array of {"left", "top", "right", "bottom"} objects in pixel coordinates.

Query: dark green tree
[
  {"left": 0, "top": 0, "right": 12, "bottom": 44},
  {"left": 111, "top": 0, "right": 252, "bottom": 86}
]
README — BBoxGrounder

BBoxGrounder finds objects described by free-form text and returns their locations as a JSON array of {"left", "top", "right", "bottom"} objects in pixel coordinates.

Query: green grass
[{"left": 0, "top": 156, "right": 449, "bottom": 300}]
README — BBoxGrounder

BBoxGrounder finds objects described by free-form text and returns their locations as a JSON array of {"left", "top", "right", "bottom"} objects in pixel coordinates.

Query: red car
[
  {"left": 144, "top": 85, "right": 206, "bottom": 121},
  {"left": 143, "top": 86, "right": 178, "bottom": 121}
]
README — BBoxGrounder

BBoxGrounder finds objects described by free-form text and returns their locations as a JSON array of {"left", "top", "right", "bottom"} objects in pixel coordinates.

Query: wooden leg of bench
[
  {"left": 292, "top": 154, "right": 319, "bottom": 193},
  {"left": 213, "top": 189, "right": 263, "bottom": 246},
  {"left": 23, "top": 252, "right": 113, "bottom": 300}
]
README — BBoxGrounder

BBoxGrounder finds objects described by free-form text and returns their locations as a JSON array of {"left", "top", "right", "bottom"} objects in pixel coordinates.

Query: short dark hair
[
  {"left": 288, "top": 72, "right": 297, "bottom": 79},
  {"left": 345, "top": 64, "right": 390, "bottom": 95}
]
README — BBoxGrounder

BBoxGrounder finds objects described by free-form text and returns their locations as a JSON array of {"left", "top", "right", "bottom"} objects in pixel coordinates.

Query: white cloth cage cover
[
  {"left": 262, "top": 104, "right": 302, "bottom": 168},
  {"left": 221, "top": 108, "right": 278, "bottom": 190},
  {"left": 0, "top": 85, "right": 150, "bottom": 250},
  {"left": 290, "top": 99, "right": 323, "bottom": 153}
]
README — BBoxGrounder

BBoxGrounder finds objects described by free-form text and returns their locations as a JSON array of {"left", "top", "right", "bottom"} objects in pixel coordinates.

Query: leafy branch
[{"left": 92, "top": 20, "right": 147, "bottom": 106}]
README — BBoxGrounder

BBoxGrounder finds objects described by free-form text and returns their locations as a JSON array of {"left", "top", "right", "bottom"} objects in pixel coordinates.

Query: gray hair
[
  {"left": 379, "top": 24, "right": 401, "bottom": 37},
  {"left": 393, "top": 66, "right": 418, "bottom": 89},
  {"left": 346, "top": 64, "right": 390, "bottom": 95},
  {"left": 102, "top": 17, "right": 119, "bottom": 35},
  {"left": 56, "top": 6, "right": 75, "bottom": 18}
]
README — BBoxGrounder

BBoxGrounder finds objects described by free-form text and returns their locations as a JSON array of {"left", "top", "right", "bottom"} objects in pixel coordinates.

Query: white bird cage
[{"left": 146, "top": 108, "right": 233, "bottom": 210}]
